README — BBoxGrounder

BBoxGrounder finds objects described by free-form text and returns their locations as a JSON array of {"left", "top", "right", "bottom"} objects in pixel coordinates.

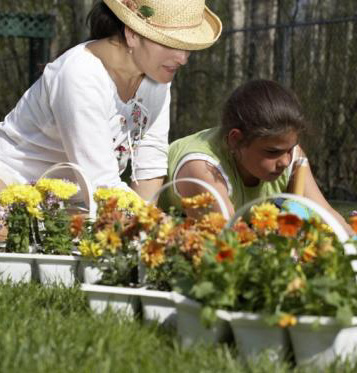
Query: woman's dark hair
[
  {"left": 221, "top": 79, "right": 308, "bottom": 145},
  {"left": 86, "top": 1, "right": 126, "bottom": 42}
]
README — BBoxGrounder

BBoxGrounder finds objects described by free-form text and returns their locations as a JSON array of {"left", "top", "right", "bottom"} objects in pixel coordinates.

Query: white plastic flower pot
[
  {"left": 0, "top": 253, "right": 35, "bottom": 283},
  {"left": 227, "top": 311, "right": 291, "bottom": 361},
  {"left": 172, "top": 292, "right": 232, "bottom": 347},
  {"left": 138, "top": 288, "right": 176, "bottom": 328},
  {"left": 33, "top": 254, "right": 80, "bottom": 287},
  {"left": 289, "top": 316, "right": 357, "bottom": 367},
  {"left": 81, "top": 283, "right": 141, "bottom": 318},
  {"left": 78, "top": 258, "right": 102, "bottom": 284}
]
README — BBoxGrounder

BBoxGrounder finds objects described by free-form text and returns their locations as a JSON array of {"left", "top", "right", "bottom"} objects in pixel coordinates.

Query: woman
[
  {"left": 0, "top": 0, "right": 222, "bottom": 202},
  {"left": 162, "top": 80, "right": 353, "bottom": 234}
]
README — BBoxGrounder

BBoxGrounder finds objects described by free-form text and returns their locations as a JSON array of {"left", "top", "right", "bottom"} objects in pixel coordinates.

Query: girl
[
  {"left": 0, "top": 0, "right": 222, "bottom": 202},
  {"left": 163, "top": 79, "right": 353, "bottom": 234}
]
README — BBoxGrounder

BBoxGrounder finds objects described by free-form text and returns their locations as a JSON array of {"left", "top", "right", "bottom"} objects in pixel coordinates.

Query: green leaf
[
  {"left": 336, "top": 304, "right": 353, "bottom": 326},
  {"left": 192, "top": 281, "right": 215, "bottom": 299},
  {"left": 139, "top": 6, "right": 154, "bottom": 18}
]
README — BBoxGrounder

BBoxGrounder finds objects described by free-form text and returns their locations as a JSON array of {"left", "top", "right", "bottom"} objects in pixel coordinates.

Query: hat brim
[{"left": 104, "top": 0, "right": 222, "bottom": 50}]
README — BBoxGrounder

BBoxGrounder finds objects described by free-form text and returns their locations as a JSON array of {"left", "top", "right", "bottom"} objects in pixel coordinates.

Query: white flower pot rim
[
  {"left": 0, "top": 252, "right": 35, "bottom": 260},
  {"left": 295, "top": 315, "right": 357, "bottom": 326},
  {"left": 81, "top": 283, "right": 143, "bottom": 295},
  {"left": 138, "top": 288, "right": 174, "bottom": 299},
  {"left": 171, "top": 292, "right": 231, "bottom": 320},
  {"left": 32, "top": 254, "right": 80, "bottom": 262}
]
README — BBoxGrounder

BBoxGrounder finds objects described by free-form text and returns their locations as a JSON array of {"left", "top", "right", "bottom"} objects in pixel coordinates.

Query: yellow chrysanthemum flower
[
  {"left": 250, "top": 202, "right": 279, "bottom": 232},
  {"left": 26, "top": 206, "right": 44, "bottom": 219},
  {"left": 36, "top": 178, "right": 78, "bottom": 200},
  {"left": 0, "top": 184, "right": 43, "bottom": 208},
  {"left": 94, "top": 187, "right": 145, "bottom": 214},
  {"left": 79, "top": 239, "right": 103, "bottom": 257}
]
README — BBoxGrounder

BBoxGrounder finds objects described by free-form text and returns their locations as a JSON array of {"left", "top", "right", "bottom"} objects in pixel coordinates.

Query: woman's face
[
  {"left": 233, "top": 130, "right": 298, "bottom": 186},
  {"left": 131, "top": 36, "right": 191, "bottom": 83}
]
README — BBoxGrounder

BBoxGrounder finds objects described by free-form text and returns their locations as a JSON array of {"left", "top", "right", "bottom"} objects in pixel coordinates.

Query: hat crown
[{"left": 130, "top": 0, "right": 205, "bottom": 28}]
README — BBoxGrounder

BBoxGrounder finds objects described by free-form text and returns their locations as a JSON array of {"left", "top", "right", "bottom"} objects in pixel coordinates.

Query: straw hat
[{"left": 103, "top": 0, "right": 222, "bottom": 50}]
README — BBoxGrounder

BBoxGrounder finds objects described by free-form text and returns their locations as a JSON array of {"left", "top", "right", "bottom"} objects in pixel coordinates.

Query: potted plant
[
  {"left": 141, "top": 192, "right": 233, "bottom": 340},
  {"left": 79, "top": 189, "right": 147, "bottom": 317},
  {"left": 0, "top": 183, "right": 43, "bottom": 282},
  {"left": 25, "top": 178, "right": 82, "bottom": 287},
  {"left": 179, "top": 195, "right": 357, "bottom": 365}
]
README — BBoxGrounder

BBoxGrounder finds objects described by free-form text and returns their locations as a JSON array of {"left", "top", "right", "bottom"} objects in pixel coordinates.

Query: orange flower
[
  {"left": 250, "top": 202, "right": 279, "bottom": 232},
  {"left": 70, "top": 214, "right": 85, "bottom": 237},
  {"left": 196, "top": 212, "right": 227, "bottom": 234},
  {"left": 302, "top": 244, "right": 317, "bottom": 262},
  {"left": 215, "top": 239, "right": 235, "bottom": 262},
  {"left": 278, "top": 313, "right": 297, "bottom": 328},
  {"left": 138, "top": 204, "right": 163, "bottom": 231},
  {"left": 181, "top": 192, "right": 215, "bottom": 209},
  {"left": 232, "top": 219, "right": 257, "bottom": 244},
  {"left": 350, "top": 216, "right": 357, "bottom": 233},
  {"left": 141, "top": 240, "right": 165, "bottom": 268},
  {"left": 216, "top": 249, "right": 234, "bottom": 262},
  {"left": 277, "top": 213, "right": 303, "bottom": 237}
]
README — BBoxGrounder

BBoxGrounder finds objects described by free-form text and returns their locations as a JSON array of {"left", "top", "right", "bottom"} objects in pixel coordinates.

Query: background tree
[{"left": 0, "top": 0, "right": 356, "bottom": 200}]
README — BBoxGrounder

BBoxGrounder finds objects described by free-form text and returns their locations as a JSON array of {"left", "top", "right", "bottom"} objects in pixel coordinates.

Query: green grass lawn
[
  {"left": 0, "top": 282, "right": 356, "bottom": 373},
  {"left": 330, "top": 200, "right": 357, "bottom": 220}
]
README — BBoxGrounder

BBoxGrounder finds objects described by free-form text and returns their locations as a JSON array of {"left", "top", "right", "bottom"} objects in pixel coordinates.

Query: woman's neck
[{"left": 86, "top": 37, "right": 144, "bottom": 102}]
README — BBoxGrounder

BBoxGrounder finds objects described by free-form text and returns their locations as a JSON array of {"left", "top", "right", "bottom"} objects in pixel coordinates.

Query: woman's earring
[{"left": 128, "top": 48, "right": 133, "bottom": 54}]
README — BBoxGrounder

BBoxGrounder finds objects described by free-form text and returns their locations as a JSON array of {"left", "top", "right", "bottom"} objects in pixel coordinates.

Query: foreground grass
[
  {"left": 0, "top": 282, "right": 356, "bottom": 373},
  {"left": 330, "top": 200, "right": 357, "bottom": 220}
]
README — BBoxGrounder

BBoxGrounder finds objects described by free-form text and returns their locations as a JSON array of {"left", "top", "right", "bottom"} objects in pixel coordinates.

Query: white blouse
[{"left": 0, "top": 42, "right": 170, "bottom": 190}]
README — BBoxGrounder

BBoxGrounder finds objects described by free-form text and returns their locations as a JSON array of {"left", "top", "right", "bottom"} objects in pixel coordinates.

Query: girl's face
[
  {"left": 131, "top": 36, "right": 191, "bottom": 83},
  {"left": 233, "top": 130, "right": 298, "bottom": 186}
]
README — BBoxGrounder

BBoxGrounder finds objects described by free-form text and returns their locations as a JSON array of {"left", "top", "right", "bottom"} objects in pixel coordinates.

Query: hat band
[{"left": 146, "top": 16, "right": 204, "bottom": 30}]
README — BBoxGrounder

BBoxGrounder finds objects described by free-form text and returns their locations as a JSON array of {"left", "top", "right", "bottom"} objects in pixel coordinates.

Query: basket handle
[
  {"left": 225, "top": 192, "right": 356, "bottom": 256},
  {"left": 148, "top": 177, "right": 230, "bottom": 220},
  {"left": 39, "top": 162, "right": 96, "bottom": 220}
]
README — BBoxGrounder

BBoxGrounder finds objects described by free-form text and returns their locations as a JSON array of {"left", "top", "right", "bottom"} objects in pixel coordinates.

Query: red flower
[
  {"left": 277, "top": 213, "right": 303, "bottom": 237},
  {"left": 215, "top": 248, "right": 234, "bottom": 262},
  {"left": 116, "top": 145, "right": 126, "bottom": 152}
]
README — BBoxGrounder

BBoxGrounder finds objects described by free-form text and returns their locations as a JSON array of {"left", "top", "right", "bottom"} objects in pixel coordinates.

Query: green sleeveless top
[{"left": 159, "top": 127, "right": 290, "bottom": 212}]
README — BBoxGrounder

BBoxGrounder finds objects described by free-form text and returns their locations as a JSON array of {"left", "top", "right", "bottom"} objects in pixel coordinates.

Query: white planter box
[
  {"left": 139, "top": 288, "right": 176, "bottom": 328},
  {"left": 0, "top": 253, "right": 35, "bottom": 283},
  {"left": 78, "top": 258, "right": 102, "bottom": 284},
  {"left": 289, "top": 316, "right": 357, "bottom": 367},
  {"left": 81, "top": 283, "right": 141, "bottom": 318},
  {"left": 227, "top": 312, "right": 290, "bottom": 361},
  {"left": 33, "top": 254, "right": 80, "bottom": 287},
  {"left": 172, "top": 292, "right": 232, "bottom": 347}
]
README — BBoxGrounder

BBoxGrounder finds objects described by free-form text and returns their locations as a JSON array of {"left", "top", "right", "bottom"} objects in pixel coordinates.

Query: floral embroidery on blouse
[{"left": 113, "top": 99, "right": 150, "bottom": 175}]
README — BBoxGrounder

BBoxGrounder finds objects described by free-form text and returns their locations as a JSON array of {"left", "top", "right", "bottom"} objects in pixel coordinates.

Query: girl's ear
[{"left": 227, "top": 128, "right": 244, "bottom": 151}]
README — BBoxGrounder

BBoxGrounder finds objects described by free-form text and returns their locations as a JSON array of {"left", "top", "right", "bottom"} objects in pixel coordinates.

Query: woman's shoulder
[{"left": 44, "top": 42, "right": 111, "bottom": 87}]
